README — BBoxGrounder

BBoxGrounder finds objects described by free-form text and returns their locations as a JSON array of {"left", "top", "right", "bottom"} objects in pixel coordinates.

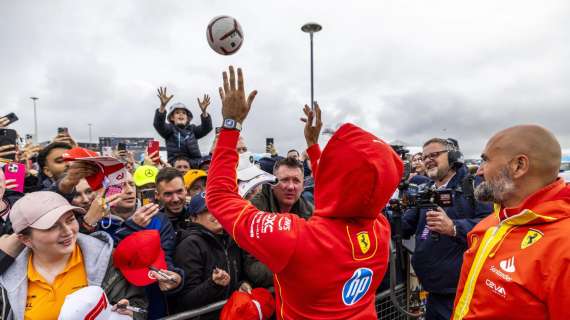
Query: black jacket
[
  {"left": 173, "top": 223, "right": 246, "bottom": 317},
  {"left": 153, "top": 109, "right": 213, "bottom": 165},
  {"left": 401, "top": 166, "right": 493, "bottom": 294}
]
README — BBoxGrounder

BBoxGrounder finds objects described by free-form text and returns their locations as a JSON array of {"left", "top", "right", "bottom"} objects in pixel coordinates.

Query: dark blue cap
[{"left": 188, "top": 192, "right": 207, "bottom": 216}]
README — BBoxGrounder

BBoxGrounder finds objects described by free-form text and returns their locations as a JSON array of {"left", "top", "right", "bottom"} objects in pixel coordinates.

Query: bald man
[{"left": 452, "top": 125, "right": 570, "bottom": 320}]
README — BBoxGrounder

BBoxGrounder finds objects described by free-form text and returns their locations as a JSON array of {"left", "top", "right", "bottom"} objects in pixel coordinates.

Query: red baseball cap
[
  {"left": 113, "top": 230, "right": 167, "bottom": 286},
  {"left": 62, "top": 147, "right": 99, "bottom": 160},
  {"left": 220, "top": 288, "right": 275, "bottom": 320}
]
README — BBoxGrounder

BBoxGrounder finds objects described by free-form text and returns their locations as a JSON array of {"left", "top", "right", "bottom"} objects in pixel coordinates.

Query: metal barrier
[{"left": 159, "top": 283, "right": 409, "bottom": 320}]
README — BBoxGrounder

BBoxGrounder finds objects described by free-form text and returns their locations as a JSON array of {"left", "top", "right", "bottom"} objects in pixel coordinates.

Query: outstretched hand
[
  {"left": 157, "top": 87, "right": 174, "bottom": 110},
  {"left": 218, "top": 66, "right": 257, "bottom": 124},
  {"left": 300, "top": 103, "right": 323, "bottom": 147},
  {"left": 197, "top": 94, "right": 211, "bottom": 116}
]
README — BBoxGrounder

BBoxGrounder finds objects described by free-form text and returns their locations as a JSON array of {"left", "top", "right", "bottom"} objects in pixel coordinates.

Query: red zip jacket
[
  {"left": 452, "top": 178, "right": 570, "bottom": 319},
  {"left": 207, "top": 123, "right": 403, "bottom": 319}
]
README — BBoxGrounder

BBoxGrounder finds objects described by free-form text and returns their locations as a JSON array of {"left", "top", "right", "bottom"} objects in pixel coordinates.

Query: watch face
[{"left": 224, "top": 119, "right": 235, "bottom": 128}]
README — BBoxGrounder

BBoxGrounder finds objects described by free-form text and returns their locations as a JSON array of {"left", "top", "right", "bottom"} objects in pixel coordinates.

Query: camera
[{"left": 405, "top": 183, "right": 453, "bottom": 209}]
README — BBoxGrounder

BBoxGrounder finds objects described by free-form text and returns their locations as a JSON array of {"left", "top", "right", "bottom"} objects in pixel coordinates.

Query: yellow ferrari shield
[
  {"left": 357, "top": 232, "right": 371, "bottom": 254},
  {"left": 521, "top": 229, "right": 543, "bottom": 249}
]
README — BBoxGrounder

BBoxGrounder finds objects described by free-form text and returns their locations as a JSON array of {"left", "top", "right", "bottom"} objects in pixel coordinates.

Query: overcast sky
[{"left": 1, "top": 0, "right": 569, "bottom": 158}]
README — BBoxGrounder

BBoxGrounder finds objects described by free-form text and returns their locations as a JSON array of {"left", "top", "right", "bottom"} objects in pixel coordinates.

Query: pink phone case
[{"left": 4, "top": 163, "right": 25, "bottom": 193}]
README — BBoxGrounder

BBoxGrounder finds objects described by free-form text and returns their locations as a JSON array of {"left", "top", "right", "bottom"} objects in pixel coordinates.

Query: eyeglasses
[
  {"left": 237, "top": 147, "right": 248, "bottom": 153},
  {"left": 421, "top": 150, "right": 448, "bottom": 161}
]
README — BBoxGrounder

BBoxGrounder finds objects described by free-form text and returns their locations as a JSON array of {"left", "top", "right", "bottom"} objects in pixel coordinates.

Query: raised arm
[
  {"left": 153, "top": 87, "right": 174, "bottom": 138},
  {"left": 206, "top": 66, "right": 299, "bottom": 273},
  {"left": 301, "top": 103, "right": 323, "bottom": 175}
]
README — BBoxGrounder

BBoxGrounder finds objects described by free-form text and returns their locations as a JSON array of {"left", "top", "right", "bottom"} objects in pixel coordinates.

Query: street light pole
[
  {"left": 30, "top": 97, "right": 39, "bottom": 144},
  {"left": 88, "top": 123, "right": 93, "bottom": 143},
  {"left": 301, "top": 22, "right": 322, "bottom": 111}
]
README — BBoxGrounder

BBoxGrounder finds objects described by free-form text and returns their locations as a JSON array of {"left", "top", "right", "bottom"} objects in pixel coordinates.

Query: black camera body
[{"left": 406, "top": 183, "right": 454, "bottom": 209}]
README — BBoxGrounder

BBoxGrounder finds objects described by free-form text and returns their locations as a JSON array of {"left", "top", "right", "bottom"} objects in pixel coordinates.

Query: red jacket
[
  {"left": 452, "top": 179, "right": 570, "bottom": 320},
  {"left": 207, "top": 124, "right": 403, "bottom": 319}
]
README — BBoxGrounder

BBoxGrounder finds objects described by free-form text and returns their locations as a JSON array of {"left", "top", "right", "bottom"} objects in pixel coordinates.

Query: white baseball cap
[
  {"left": 237, "top": 152, "right": 276, "bottom": 197},
  {"left": 58, "top": 286, "right": 131, "bottom": 320}
]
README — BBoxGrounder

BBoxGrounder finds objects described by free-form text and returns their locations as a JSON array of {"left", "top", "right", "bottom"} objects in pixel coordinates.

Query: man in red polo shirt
[{"left": 206, "top": 66, "right": 403, "bottom": 319}]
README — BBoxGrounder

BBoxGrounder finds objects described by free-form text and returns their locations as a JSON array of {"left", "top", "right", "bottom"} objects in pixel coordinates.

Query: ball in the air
[{"left": 206, "top": 16, "right": 244, "bottom": 55}]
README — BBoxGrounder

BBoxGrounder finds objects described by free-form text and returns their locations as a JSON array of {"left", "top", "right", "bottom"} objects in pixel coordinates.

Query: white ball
[{"left": 206, "top": 16, "right": 244, "bottom": 55}]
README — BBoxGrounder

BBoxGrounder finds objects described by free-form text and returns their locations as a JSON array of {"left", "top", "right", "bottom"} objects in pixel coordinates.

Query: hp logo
[{"left": 342, "top": 268, "right": 373, "bottom": 306}]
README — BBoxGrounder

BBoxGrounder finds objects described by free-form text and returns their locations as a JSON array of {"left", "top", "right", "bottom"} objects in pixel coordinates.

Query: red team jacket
[{"left": 207, "top": 124, "right": 403, "bottom": 319}]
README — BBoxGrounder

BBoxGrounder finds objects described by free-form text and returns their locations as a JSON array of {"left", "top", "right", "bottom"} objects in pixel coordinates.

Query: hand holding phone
[
  {"left": 0, "top": 113, "right": 18, "bottom": 128},
  {"left": 0, "top": 129, "right": 18, "bottom": 161},
  {"left": 3, "top": 163, "right": 25, "bottom": 193},
  {"left": 147, "top": 141, "right": 160, "bottom": 164}
]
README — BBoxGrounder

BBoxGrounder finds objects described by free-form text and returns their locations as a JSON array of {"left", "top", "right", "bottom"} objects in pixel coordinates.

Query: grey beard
[{"left": 474, "top": 168, "right": 515, "bottom": 204}]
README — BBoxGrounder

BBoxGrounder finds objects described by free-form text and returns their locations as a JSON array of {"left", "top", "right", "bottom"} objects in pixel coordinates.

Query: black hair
[
  {"left": 19, "top": 227, "right": 32, "bottom": 236},
  {"left": 287, "top": 149, "right": 300, "bottom": 156},
  {"left": 173, "top": 155, "right": 192, "bottom": 165},
  {"left": 156, "top": 167, "right": 184, "bottom": 187},
  {"left": 37, "top": 142, "right": 72, "bottom": 170},
  {"left": 273, "top": 157, "right": 304, "bottom": 175}
]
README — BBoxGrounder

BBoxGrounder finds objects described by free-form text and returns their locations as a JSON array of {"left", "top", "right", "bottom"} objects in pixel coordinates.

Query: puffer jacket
[
  {"left": 0, "top": 232, "right": 147, "bottom": 320},
  {"left": 207, "top": 124, "right": 403, "bottom": 320},
  {"left": 153, "top": 109, "right": 213, "bottom": 165}
]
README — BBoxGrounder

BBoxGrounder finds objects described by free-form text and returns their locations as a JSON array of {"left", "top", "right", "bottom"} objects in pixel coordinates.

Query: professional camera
[{"left": 405, "top": 183, "right": 453, "bottom": 209}]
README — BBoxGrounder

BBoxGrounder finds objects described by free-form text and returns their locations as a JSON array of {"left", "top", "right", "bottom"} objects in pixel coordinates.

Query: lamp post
[
  {"left": 30, "top": 97, "right": 39, "bottom": 144},
  {"left": 301, "top": 22, "right": 322, "bottom": 111},
  {"left": 88, "top": 123, "right": 93, "bottom": 143}
]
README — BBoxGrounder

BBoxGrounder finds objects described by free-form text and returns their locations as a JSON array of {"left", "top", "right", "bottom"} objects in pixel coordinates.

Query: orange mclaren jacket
[
  {"left": 452, "top": 178, "right": 570, "bottom": 320},
  {"left": 207, "top": 124, "right": 403, "bottom": 319}
]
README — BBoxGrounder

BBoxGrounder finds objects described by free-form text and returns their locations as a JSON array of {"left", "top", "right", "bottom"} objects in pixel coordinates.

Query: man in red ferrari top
[{"left": 206, "top": 66, "right": 403, "bottom": 319}]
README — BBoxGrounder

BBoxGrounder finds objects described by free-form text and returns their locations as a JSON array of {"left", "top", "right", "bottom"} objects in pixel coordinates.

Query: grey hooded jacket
[{"left": 0, "top": 232, "right": 147, "bottom": 320}]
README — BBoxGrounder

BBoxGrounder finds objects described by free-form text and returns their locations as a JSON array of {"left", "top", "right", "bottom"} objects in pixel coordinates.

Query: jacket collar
[{"left": 0, "top": 232, "right": 113, "bottom": 320}]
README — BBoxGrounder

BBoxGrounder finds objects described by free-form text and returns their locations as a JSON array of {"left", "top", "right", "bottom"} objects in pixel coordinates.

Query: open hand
[
  {"left": 218, "top": 66, "right": 257, "bottom": 124},
  {"left": 197, "top": 94, "right": 211, "bottom": 115},
  {"left": 157, "top": 87, "right": 173, "bottom": 110},
  {"left": 300, "top": 102, "right": 323, "bottom": 147}
]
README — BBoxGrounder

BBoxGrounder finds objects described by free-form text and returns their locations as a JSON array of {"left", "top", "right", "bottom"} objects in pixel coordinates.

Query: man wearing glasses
[{"left": 401, "top": 138, "right": 492, "bottom": 320}]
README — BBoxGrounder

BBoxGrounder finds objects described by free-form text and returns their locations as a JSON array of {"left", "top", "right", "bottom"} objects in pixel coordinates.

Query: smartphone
[
  {"left": 117, "top": 142, "right": 127, "bottom": 151},
  {"left": 0, "top": 129, "right": 18, "bottom": 161},
  {"left": 147, "top": 141, "right": 160, "bottom": 164},
  {"left": 25, "top": 134, "right": 33, "bottom": 143},
  {"left": 101, "top": 146, "right": 113, "bottom": 157},
  {"left": 4, "top": 162, "right": 25, "bottom": 193},
  {"left": 104, "top": 185, "right": 123, "bottom": 207},
  {"left": 265, "top": 138, "right": 274, "bottom": 153},
  {"left": 140, "top": 189, "right": 156, "bottom": 206},
  {"left": 57, "top": 127, "right": 69, "bottom": 135},
  {"left": 1, "top": 113, "right": 18, "bottom": 126}
]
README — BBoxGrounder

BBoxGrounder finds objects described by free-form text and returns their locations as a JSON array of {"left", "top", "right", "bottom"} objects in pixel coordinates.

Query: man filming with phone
[{"left": 400, "top": 138, "right": 492, "bottom": 320}]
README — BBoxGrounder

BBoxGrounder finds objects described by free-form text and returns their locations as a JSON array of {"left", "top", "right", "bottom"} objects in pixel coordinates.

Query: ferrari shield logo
[
  {"left": 521, "top": 229, "right": 543, "bottom": 249},
  {"left": 357, "top": 232, "right": 371, "bottom": 254}
]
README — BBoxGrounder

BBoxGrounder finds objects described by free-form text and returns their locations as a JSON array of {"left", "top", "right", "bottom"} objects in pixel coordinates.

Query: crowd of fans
[{"left": 0, "top": 68, "right": 569, "bottom": 320}]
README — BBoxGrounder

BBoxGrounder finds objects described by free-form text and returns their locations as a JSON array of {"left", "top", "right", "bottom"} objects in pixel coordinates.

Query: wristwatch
[{"left": 222, "top": 118, "right": 242, "bottom": 131}]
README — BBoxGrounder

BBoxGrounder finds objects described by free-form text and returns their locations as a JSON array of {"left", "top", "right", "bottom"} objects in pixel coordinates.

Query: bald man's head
[
  {"left": 487, "top": 124, "right": 561, "bottom": 181},
  {"left": 475, "top": 125, "right": 561, "bottom": 207}
]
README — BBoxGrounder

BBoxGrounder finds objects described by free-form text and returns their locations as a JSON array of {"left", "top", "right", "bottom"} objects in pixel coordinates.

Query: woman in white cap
[{"left": 0, "top": 191, "right": 147, "bottom": 320}]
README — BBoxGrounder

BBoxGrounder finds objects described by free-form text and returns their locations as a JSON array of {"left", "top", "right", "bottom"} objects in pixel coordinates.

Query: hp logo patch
[{"left": 342, "top": 268, "right": 373, "bottom": 306}]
